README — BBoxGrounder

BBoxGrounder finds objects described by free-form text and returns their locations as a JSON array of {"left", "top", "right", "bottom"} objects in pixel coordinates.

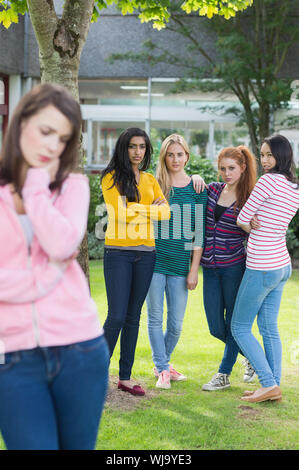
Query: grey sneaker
[
  {"left": 202, "top": 373, "right": 230, "bottom": 391},
  {"left": 243, "top": 359, "right": 257, "bottom": 383}
]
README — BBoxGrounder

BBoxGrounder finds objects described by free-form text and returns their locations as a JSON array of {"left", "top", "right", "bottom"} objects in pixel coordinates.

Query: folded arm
[
  {"left": 237, "top": 174, "right": 275, "bottom": 232},
  {"left": 102, "top": 174, "right": 170, "bottom": 223},
  {"left": 128, "top": 178, "right": 170, "bottom": 221}
]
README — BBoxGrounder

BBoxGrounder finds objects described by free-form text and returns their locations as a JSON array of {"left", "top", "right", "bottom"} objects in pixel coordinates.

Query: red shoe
[{"left": 117, "top": 381, "right": 145, "bottom": 396}]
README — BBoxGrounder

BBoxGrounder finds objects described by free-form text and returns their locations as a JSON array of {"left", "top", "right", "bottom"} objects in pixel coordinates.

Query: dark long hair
[
  {"left": 0, "top": 83, "right": 82, "bottom": 195},
  {"left": 101, "top": 127, "right": 152, "bottom": 202},
  {"left": 263, "top": 134, "right": 298, "bottom": 187}
]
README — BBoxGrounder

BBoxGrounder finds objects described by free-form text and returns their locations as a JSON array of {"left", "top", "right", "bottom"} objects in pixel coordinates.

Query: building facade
[{"left": 1, "top": 4, "right": 299, "bottom": 167}]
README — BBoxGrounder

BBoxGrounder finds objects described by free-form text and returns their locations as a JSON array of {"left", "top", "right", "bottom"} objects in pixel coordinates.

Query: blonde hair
[
  {"left": 156, "top": 134, "right": 190, "bottom": 200},
  {"left": 218, "top": 145, "right": 257, "bottom": 209}
]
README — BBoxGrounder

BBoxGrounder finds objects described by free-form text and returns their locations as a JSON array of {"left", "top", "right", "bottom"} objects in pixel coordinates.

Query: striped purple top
[{"left": 200, "top": 182, "right": 247, "bottom": 267}]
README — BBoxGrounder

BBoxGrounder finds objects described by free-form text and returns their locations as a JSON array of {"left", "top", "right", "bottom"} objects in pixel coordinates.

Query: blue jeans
[
  {"left": 203, "top": 262, "right": 245, "bottom": 375},
  {"left": 146, "top": 273, "right": 189, "bottom": 373},
  {"left": 0, "top": 335, "right": 109, "bottom": 450},
  {"left": 103, "top": 248, "right": 156, "bottom": 380},
  {"left": 231, "top": 264, "right": 292, "bottom": 387}
]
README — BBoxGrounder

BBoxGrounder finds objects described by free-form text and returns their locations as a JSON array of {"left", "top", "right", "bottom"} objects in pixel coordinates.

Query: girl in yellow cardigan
[{"left": 101, "top": 128, "right": 170, "bottom": 396}]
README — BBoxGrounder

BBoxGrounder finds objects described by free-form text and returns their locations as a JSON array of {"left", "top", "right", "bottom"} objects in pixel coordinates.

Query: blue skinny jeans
[
  {"left": 103, "top": 248, "right": 156, "bottom": 380},
  {"left": 203, "top": 262, "right": 246, "bottom": 375},
  {"left": 0, "top": 335, "right": 109, "bottom": 450}
]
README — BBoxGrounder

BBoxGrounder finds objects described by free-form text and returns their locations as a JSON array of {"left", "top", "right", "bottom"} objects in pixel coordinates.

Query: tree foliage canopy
[{"left": 0, "top": 0, "right": 253, "bottom": 29}]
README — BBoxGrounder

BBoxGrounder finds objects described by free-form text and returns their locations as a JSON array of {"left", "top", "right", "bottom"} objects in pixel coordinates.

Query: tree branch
[
  {"left": 27, "top": 0, "right": 58, "bottom": 58},
  {"left": 62, "top": 0, "right": 95, "bottom": 54},
  {"left": 167, "top": 15, "right": 216, "bottom": 67}
]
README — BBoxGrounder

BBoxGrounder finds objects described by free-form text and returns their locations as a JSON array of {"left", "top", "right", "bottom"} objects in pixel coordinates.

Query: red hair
[{"left": 218, "top": 146, "right": 257, "bottom": 210}]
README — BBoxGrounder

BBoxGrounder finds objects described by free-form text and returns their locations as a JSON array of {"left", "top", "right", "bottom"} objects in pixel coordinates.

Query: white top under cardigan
[{"left": 18, "top": 214, "right": 34, "bottom": 248}]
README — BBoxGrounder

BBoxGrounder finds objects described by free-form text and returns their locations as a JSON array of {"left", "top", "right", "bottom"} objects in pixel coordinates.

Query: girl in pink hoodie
[{"left": 0, "top": 83, "right": 109, "bottom": 450}]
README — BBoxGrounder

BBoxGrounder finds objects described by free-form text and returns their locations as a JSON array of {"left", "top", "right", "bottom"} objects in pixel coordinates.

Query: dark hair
[
  {"left": 101, "top": 127, "right": 152, "bottom": 202},
  {"left": 262, "top": 134, "right": 298, "bottom": 186},
  {"left": 0, "top": 83, "right": 82, "bottom": 195}
]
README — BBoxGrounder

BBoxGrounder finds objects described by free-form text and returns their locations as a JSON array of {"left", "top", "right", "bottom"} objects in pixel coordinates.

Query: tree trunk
[
  {"left": 235, "top": 92, "right": 259, "bottom": 158},
  {"left": 258, "top": 101, "right": 271, "bottom": 143},
  {"left": 27, "top": 0, "right": 95, "bottom": 284}
]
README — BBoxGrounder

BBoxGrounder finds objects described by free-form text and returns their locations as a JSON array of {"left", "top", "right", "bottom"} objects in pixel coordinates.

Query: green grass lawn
[
  {"left": 1, "top": 261, "right": 298, "bottom": 451},
  {"left": 91, "top": 260, "right": 299, "bottom": 451}
]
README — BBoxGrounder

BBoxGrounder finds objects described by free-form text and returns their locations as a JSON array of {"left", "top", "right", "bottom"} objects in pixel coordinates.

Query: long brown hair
[
  {"left": 156, "top": 134, "right": 190, "bottom": 200},
  {"left": 0, "top": 83, "right": 82, "bottom": 195},
  {"left": 218, "top": 146, "right": 257, "bottom": 209}
]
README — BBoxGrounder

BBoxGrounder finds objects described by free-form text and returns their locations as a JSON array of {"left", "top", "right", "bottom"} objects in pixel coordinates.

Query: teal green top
[{"left": 154, "top": 181, "right": 207, "bottom": 277}]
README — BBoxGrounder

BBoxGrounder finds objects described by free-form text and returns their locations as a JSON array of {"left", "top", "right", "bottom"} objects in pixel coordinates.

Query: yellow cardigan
[{"left": 102, "top": 171, "right": 170, "bottom": 247}]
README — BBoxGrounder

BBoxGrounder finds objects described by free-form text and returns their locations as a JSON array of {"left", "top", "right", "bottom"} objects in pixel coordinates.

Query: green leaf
[
  {"left": 0, "top": 8, "right": 19, "bottom": 28},
  {"left": 11, "top": 0, "right": 28, "bottom": 15}
]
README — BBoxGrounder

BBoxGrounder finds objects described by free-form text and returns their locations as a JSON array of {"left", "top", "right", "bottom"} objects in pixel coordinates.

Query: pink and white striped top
[{"left": 237, "top": 173, "right": 299, "bottom": 270}]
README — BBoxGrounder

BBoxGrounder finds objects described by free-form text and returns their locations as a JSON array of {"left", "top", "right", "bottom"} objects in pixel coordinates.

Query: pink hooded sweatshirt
[{"left": 0, "top": 168, "right": 103, "bottom": 354}]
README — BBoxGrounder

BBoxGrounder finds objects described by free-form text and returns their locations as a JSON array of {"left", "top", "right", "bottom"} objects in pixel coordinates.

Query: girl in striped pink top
[{"left": 231, "top": 134, "right": 299, "bottom": 404}]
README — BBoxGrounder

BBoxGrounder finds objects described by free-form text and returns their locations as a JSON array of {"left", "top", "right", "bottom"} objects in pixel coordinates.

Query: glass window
[
  {"left": 79, "top": 79, "right": 149, "bottom": 106},
  {"left": 82, "top": 121, "right": 146, "bottom": 169},
  {"left": 79, "top": 78, "right": 248, "bottom": 170}
]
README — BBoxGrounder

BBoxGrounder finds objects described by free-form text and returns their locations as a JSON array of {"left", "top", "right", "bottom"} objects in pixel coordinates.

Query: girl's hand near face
[
  {"left": 45, "top": 158, "right": 60, "bottom": 183},
  {"left": 191, "top": 174, "right": 206, "bottom": 193}
]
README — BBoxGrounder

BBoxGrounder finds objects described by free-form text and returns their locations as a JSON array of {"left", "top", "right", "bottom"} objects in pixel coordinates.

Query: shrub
[
  {"left": 286, "top": 168, "right": 299, "bottom": 259},
  {"left": 88, "top": 231, "right": 105, "bottom": 260},
  {"left": 87, "top": 174, "right": 105, "bottom": 259},
  {"left": 185, "top": 153, "right": 218, "bottom": 183},
  {"left": 87, "top": 174, "right": 104, "bottom": 233}
]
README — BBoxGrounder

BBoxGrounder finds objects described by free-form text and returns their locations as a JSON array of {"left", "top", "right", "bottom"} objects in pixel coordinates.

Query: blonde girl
[{"left": 146, "top": 134, "right": 207, "bottom": 389}]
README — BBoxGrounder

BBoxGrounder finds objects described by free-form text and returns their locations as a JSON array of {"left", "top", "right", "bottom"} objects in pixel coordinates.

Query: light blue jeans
[
  {"left": 146, "top": 273, "right": 189, "bottom": 373},
  {"left": 231, "top": 264, "right": 292, "bottom": 387}
]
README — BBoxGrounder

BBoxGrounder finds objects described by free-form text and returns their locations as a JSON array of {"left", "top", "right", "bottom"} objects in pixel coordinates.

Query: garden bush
[
  {"left": 88, "top": 231, "right": 105, "bottom": 260},
  {"left": 87, "top": 174, "right": 105, "bottom": 260},
  {"left": 286, "top": 168, "right": 299, "bottom": 260}
]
